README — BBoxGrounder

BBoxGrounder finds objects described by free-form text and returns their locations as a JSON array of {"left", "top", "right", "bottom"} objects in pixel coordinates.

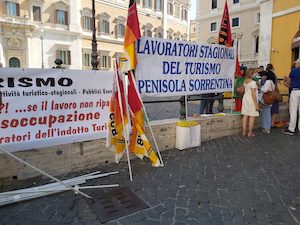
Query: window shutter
[
  {"left": 16, "top": 3, "right": 20, "bottom": 16},
  {"left": 55, "top": 10, "right": 58, "bottom": 24},
  {"left": 67, "top": 51, "right": 71, "bottom": 65},
  {"left": 65, "top": 11, "right": 68, "bottom": 25},
  {"left": 3, "top": 1, "right": 7, "bottom": 14},
  {"left": 81, "top": 16, "right": 84, "bottom": 28},
  {"left": 56, "top": 50, "right": 59, "bottom": 59},
  {"left": 90, "top": 17, "right": 93, "bottom": 30},
  {"left": 108, "top": 56, "right": 111, "bottom": 69}
]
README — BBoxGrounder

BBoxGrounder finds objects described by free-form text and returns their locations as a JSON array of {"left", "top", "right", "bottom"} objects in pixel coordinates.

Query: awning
[{"left": 292, "top": 30, "right": 300, "bottom": 49}]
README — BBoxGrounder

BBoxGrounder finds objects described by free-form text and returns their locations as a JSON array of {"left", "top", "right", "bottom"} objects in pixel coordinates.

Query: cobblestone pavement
[{"left": 1, "top": 128, "right": 300, "bottom": 225}]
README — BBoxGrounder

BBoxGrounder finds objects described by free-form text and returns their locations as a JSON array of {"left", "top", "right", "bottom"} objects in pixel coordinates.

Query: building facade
[
  {"left": 0, "top": 0, "right": 189, "bottom": 69},
  {"left": 269, "top": 0, "right": 300, "bottom": 77},
  {"left": 189, "top": 19, "right": 195, "bottom": 41},
  {"left": 196, "top": 0, "right": 261, "bottom": 68}
]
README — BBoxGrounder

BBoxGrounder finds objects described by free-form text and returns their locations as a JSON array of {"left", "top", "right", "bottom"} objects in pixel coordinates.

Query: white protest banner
[
  {"left": 0, "top": 68, "right": 113, "bottom": 152},
  {"left": 135, "top": 37, "right": 236, "bottom": 97}
]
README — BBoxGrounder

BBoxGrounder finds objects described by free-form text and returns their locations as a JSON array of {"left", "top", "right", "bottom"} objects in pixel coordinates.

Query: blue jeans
[
  {"left": 200, "top": 94, "right": 215, "bottom": 114},
  {"left": 261, "top": 105, "right": 272, "bottom": 129},
  {"left": 200, "top": 99, "right": 209, "bottom": 114}
]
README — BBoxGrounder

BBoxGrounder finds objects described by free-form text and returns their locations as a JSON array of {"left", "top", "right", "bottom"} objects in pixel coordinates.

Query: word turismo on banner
[
  {"left": 0, "top": 68, "right": 113, "bottom": 152},
  {"left": 135, "top": 37, "right": 236, "bottom": 97}
]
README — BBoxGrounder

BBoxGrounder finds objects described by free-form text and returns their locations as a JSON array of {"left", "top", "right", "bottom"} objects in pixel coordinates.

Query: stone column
[
  {"left": 0, "top": 27, "right": 5, "bottom": 67},
  {"left": 259, "top": 0, "right": 273, "bottom": 66},
  {"left": 69, "top": 0, "right": 81, "bottom": 33},
  {"left": 163, "top": 0, "right": 168, "bottom": 38}
]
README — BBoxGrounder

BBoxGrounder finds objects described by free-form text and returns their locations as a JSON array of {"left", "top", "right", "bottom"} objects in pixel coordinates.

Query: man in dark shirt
[{"left": 282, "top": 59, "right": 300, "bottom": 135}]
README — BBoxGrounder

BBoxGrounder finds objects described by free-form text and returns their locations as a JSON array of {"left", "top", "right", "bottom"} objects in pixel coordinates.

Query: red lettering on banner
[
  {"left": 0, "top": 132, "right": 31, "bottom": 144},
  {"left": 0, "top": 111, "right": 102, "bottom": 129}
]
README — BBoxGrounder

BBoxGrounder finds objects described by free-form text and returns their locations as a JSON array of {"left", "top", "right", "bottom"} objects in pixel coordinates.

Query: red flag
[
  {"left": 235, "top": 45, "right": 241, "bottom": 76},
  {"left": 219, "top": 1, "right": 241, "bottom": 76},
  {"left": 218, "top": 1, "right": 232, "bottom": 47}
]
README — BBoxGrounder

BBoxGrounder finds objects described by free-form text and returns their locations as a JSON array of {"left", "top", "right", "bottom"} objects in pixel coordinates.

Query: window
[
  {"left": 9, "top": 57, "right": 20, "bottom": 67},
  {"left": 181, "top": 34, "right": 187, "bottom": 41},
  {"left": 155, "top": 0, "right": 162, "bottom": 11},
  {"left": 174, "top": 32, "right": 181, "bottom": 40},
  {"left": 175, "top": 4, "right": 180, "bottom": 18},
  {"left": 232, "top": 17, "right": 239, "bottom": 27},
  {"left": 56, "top": 10, "right": 68, "bottom": 25},
  {"left": 211, "top": 0, "right": 217, "bottom": 10},
  {"left": 167, "top": 29, "right": 173, "bottom": 39},
  {"left": 144, "top": 0, "right": 152, "bottom": 8},
  {"left": 255, "top": 36, "right": 259, "bottom": 54},
  {"left": 256, "top": 13, "right": 260, "bottom": 23},
  {"left": 82, "top": 16, "right": 92, "bottom": 30},
  {"left": 117, "top": 24, "right": 125, "bottom": 37},
  {"left": 143, "top": 24, "right": 153, "bottom": 37},
  {"left": 83, "top": 53, "right": 91, "bottom": 67},
  {"left": 233, "top": 0, "right": 239, "bottom": 3},
  {"left": 99, "top": 51, "right": 111, "bottom": 70},
  {"left": 167, "top": 3, "right": 173, "bottom": 15},
  {"left": 182, "top": 9, "right": 187, "bottom": 21},
  {"left": 6, "top": 1, "right": 20, "bottom": 16},
  {"left": 99, "top": 13, "right": 110, "bottom": 34},
  {"left": 57, "top": 50, "right": 71, "bottom": 65},
  {"left": 115, "top": 17, "right": 126, "bottom": 38},
  {"left": 210, "top": 22, "right": 217, "bottom": 32},
  {"left": 100, "top": 19, "right": 110, "bottom": 34},
  {"left": 33, "top": 6, "right": 41, "bottom": 21},
  {"left": 157, "top": 31, "right": 163, "bottom": 38},
  {"left": 146, "top": 29, "right": 152, "bottom": 37}
]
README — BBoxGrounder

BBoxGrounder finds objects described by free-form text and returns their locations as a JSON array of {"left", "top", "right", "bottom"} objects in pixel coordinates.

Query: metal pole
[
  {"left": 0, "top": 148, "right": 92, "bottom": 199},
  {"left": 41, "top": 23, "right": 44, "bottom": 68},
  {"left": 91, "top": 0, "right": 99, "bottom": 70}
]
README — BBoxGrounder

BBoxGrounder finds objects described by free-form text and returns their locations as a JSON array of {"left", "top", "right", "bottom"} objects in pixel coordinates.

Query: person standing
[
  {"left": 282, "top": 59, "right": 300, "bottom": 135},
  {"left": 260, "top": 73, "right": 275, "bottom": 133},
  {"left": 241, "top": 69, "right": 259, "bottom": 137},
  {"left": 234, "top": 66, "right": 246, "bottom": 112},
  {"left": 265, "top": 64, "right": 280, "bottom": 128}
]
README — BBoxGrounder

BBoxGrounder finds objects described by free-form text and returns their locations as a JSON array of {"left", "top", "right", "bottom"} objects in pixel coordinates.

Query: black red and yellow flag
[
  {"left": 122, "top": 0, "right": 141, "bottom": 71},
  {"left": 218, "top": 1, "right": 232, "bottom": 47}
]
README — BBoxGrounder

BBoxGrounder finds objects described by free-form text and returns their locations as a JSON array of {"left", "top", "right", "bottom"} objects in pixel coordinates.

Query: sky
[{"left": 190, "top": 0, "right": 197, "bottom": 20}]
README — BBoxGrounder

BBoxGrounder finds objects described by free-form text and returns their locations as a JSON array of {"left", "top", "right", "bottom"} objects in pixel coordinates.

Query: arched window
[{"left": 9, "top": 57, "right": 20, "bottom": 67}]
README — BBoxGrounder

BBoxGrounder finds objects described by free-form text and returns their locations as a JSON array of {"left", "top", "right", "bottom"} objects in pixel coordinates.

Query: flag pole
[
  {"left": 141, "top": 105, "right": 164, "bottom": 166},
  {"left": 231, "top": 40, "right": 238, "bottom": 114},
  {"left": 115, "top": 61, "right": 133, "bottom": 181},
  {"left": 123, "top": 71, "right": 134, "bottom": 181},
  {"left": 0, "top": 148, "right": 92, "bottom": 199},
  {"left": 185, "top": 95, "right": 188, "bottom": 120},
  {"left": 128, "top": 74, "right": 164, "bottom": 166}
]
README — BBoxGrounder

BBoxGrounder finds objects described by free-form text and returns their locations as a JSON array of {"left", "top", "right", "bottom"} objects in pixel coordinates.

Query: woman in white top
[
  {"left": 260, "top": 74, "right": 275, "bottom": 133},
  {"left": 241, "top": 69, "right": 260, "bottom": 137}
]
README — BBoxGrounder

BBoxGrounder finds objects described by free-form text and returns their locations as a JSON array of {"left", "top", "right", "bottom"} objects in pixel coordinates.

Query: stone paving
[{"left": 1, "top": 128, "right": 300, "bottom": 225}]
